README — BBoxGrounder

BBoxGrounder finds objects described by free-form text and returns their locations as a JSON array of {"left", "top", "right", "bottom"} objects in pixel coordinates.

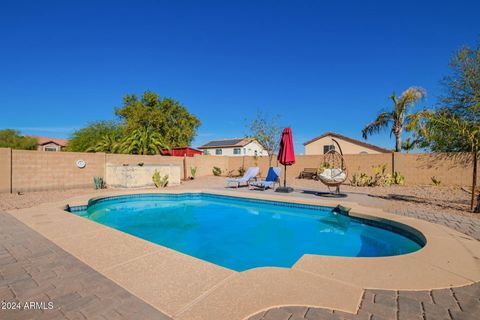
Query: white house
[{"left": 198, "top": 138, "right": 266, "bottom": 156}]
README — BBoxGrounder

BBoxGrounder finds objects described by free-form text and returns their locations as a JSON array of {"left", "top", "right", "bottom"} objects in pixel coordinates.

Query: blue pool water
[{"left": 70, "top": 194, "right": 424, "bottom": 271}]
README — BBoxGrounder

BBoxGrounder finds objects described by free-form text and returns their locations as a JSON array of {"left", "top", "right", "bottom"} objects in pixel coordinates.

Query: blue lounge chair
[
  {"left": 250, "top": 167, "right": 281, "bottom": 190},
  {"left": 226, "top": 167, "right": 259, "bottom": 188}
]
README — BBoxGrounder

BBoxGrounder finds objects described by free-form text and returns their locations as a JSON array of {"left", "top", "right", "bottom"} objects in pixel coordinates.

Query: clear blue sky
[{"left": 1, "top": 0, "right": 479, "bottom": 153}]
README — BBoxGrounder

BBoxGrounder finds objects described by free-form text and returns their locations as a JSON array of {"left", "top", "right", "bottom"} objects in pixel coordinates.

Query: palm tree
[
  {"left": 120, "top": 127, "right": 168, "bottom": 155},
  {"left": 362, "top": 87, "right": 426, "bottom": 152},
  {"left": 401, "top": 137, "right": 417, "bottom": 153},
  {"left": 87, "top": 134, "right": 120, "bottom": 153}
]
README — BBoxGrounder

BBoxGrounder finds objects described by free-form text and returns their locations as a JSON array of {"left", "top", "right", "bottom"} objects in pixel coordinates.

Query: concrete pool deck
[{"left": 5, "top": 188, "right": 480, "bottom": 320}]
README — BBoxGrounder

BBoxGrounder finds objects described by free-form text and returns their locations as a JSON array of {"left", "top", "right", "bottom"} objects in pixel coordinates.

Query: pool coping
[{"left": 7, "top": 188, "right": 480, "bottom": 320}]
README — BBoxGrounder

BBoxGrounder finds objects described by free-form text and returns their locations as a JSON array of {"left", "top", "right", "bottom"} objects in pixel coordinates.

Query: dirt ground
[{"left": 0, "top": 176, "right": 477, "bottom": 220}]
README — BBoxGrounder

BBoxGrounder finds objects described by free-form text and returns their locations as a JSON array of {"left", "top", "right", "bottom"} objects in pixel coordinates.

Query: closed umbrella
[{"left": 276, "top": 127, "right": 295, "bottom": 193}]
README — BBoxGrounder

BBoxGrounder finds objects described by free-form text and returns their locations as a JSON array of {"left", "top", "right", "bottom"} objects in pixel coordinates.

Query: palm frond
[
  {"left": 362, "top": 111, "right": 392, "bottom": 139},
  {"left": 397, "top": 87, "right": 426, "bottom": 115}
]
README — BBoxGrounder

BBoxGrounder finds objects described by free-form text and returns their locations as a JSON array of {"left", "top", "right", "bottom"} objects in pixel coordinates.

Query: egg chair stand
[{"left": 317, "top": 138, "right": 348, "bottom": 198}]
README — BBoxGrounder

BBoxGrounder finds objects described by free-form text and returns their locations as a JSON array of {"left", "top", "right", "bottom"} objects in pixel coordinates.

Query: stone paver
[
  {"left": 0, "top": 212, "right": 171, "bottom": 320},
  {"left": 250, "top": 283, "right": 480, "bottom": 320},
  {"left": 249, "top": 200, "right": 480, "bottom": 320},
  {"left": 393, "top": 207, "right": 480, "bottom": 240},
  {"left": 2, "top": 184, "right": 479, "bottom": 320}
]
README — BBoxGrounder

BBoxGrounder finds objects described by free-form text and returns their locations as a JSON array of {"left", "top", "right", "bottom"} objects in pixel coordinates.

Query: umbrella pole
[{"left": 276, "top": 164, "right": 293, "bottom": 193}]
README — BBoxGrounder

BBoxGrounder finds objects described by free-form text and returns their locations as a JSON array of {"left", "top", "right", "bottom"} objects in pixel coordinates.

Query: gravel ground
[
  {"left": 289, "top": 178, "right": 477, "bottom": 218},
  {"left": 0, "top": 188, "right": 109, "bottom": 211},
  {"left": 1, "top": 177, "right": 477, "bottom": 221}
]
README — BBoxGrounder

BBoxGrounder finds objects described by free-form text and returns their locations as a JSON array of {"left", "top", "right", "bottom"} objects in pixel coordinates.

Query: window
[
  {"left": 202, "top": 150, "right": 210, "bottom": 155},
  {"left": 360, "top": 151, "right": 368, "bottom": 154},
  {"left": 233, "top": 148, "right": 241, "bottom": 155},
  {"left": 45, "top": 146, "right": 57, "bottom": 152},
  {"left": 215, "top": 149, "right": 222, "bottom": 155},
  {"left": 254, "top": 150, "right": 258, "bottom": 156},
  {"left": 323, "top": 145, "right": 335, "bottom": 154},
  {"left": 243, "top": 148, "right": 246, "bottom": 154}
]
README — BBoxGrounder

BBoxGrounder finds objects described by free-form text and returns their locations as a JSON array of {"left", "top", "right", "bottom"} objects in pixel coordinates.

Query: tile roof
[
  {"left": 303, "top": 132, "right": 390, "bottom": 153},
  {"left": 29, "top": 136, "right": 69, "bottom": 147}
]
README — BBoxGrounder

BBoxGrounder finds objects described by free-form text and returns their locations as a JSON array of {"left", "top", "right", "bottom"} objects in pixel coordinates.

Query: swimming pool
[{"left": 68, "top": 193, "right": 424, "bottom": 272}]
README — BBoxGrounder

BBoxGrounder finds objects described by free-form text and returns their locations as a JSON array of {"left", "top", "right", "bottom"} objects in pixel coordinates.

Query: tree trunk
[
  {"left": 472, "top": 149, "right": 478, "bottom": 212},
  {"left": 395, "top": 133, "right": 401, "bottom": 152},
  {"left": 268, "top": 153, "right": 273, "bottom": 167},
  {"left": 475, "top": 193, "right": 480, "bottom": 213}
]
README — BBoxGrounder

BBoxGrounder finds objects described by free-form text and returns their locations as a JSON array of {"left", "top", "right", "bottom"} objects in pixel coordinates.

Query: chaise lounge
[
  {"left": 225, "top": 167, "right": 259, "bottom": 188},
  {"left": 250, "top": 167, "right": 281, "bottom": 190}
]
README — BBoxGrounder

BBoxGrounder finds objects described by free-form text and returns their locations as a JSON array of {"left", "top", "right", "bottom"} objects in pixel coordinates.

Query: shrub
[
  {"left": 391, "top": 171, "right": 405, "bottom": 185},
  {"left": 350, "top": 165, "right": 404, "bottom": 187},
  {"left": 431, "top": 176, "right": 441, "bottom": 186},
  {"left": 93, "top": 177, "right": 105, "bottom": 189},
  {"left": 238, "top": 166, "right": 245, "bottom": 177},
  {"left": 152, "top": 170, "right": 169, "bottom": 188},
  {"left": 350, "top": 172, "right": 370, "bottom": 187},
  {"left": 212, "top": 166, "right": 222, "bottom": 176},
  {"left": 190, "top": 166, "right": 197, "bottom": 180},
  {"left": 138, "top": 162, "right": 144, "bottom": 167},
  {"left": 226, "top": 170, "right": 235, "bottom": 177},
  {"left": 370, "top": 164, "right": 391, "bottom": 187}
]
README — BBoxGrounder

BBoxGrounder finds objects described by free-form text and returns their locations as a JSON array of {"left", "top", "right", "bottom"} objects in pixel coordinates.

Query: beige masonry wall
[
  {"left": 0, "top": 148, "right": 11, "bottom": 193},
  {"left": 187, "top": 155, "right": 229, "bottom": 178},
  {"left": 394, "top": 153, "right": 477, "bottom": 186},
  {"left": 11, "top": 150, "right": 105, "bottom": 192},
  {"left": 226, "top": 153, "right": 477, "bottom": 186},
  {"left": 0, "top": 149, "right": 478, "bottom": 193}
]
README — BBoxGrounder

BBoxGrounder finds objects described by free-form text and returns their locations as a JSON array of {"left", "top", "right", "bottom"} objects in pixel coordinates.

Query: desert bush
[
  {"left": 190, "top": 166, "right": 197, "bottom": 180},
  {"left": 391, "top": 171, "right": 405, "bottom": 185},
  {"left": 370, "top": 164, "right": 391, "bottom": 186},
  {"left": 238, "top": 166, "right": 246, "bottom": 177},
  {"left": 93, "top": 177, "right": 105, "bottom": 189},
  {"left": 152, "top": 170, "right": 169, "bottom": 188},
  {"left": 431, "top": 176, "right": 441, "bottom": 186},
  {"left": 212, "top": 166, "right": 222, "bottom": 176},
  {"left": 350, "top": 172, "right": 370, "bottom": 186},
  {"left": 350, "top": 164, "right": 404, "bottom": 187}
]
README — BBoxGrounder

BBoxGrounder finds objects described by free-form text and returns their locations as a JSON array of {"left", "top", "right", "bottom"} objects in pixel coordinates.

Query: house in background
[
  {"left": 161, "top": 147, "right": 203, "bottom": 157},
  {"left": 30, "top": 136, "right": 69, "bottom": 152},
  {"left": 198, "top": 138, "right": 265, "bottom": 156},
  {"left": 303, "top": 132, "right": 390, "bottom": 155}
]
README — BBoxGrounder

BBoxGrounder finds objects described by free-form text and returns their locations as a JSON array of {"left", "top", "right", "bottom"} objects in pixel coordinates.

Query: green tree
[
  {"left": 401, "top": 137, "right": 417, "bottom": 153},
  {"left": 115, "top": 91, "right": 200, "bottom": 148},
  {"left": 362, "top": 87, "right": 426, "bottom": 152},
  {"left": 413, "top": 43, "right": 479, "bottom": 212},
  {"left": 67, "top": 121, "right": 122, "bottom": 152},
  {"left": 0, "top": 129, "right": 37, "bottom": 150},
  {"left": 247, "top": 110, "right": 282, "bottom": 166},
  {"left": 119, "top": 126, "right": 168, "bottom": 155},
  {"left": 87, "top": 134, "right": 120, "bottom": 153}
]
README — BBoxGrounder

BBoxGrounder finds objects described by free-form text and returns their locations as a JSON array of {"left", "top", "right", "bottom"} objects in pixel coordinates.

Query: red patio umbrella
[{"left": 276, "top": 127, "right": 295, "bottom": 193}]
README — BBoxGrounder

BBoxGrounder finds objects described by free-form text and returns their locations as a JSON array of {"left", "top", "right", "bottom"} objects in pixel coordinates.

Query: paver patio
[
  {"left": 1, "top": 177, "right": 479, "bottom": 320},
  {"left": 0, "top": 212, "right": 171, "bottom": 320}
]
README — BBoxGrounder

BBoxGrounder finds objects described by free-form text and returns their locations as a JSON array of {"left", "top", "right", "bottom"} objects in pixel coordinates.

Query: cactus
[
  {"left": 152, "top": 170, "right": 169, "bottom": 188},
  {"left": 93, "top": 177, "right": 104, "bottom": 189}
]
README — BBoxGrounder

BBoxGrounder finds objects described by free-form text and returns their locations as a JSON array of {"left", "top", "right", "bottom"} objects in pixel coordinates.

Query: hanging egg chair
[{"left": 318, "top": 138, "right": 348, "bottom": 195}]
